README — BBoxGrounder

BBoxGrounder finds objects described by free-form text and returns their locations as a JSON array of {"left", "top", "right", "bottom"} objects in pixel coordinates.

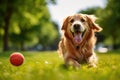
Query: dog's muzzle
[{"left": 70, "top": 21, "right": 85, "bottom": 43}]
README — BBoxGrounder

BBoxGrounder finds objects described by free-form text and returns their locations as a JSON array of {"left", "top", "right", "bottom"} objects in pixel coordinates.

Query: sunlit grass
[{"left": 0, "top": 51, "right": 120, "bottom": 80}]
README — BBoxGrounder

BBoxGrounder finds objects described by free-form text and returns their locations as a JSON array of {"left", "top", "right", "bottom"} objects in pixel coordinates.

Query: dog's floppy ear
[
  {"left": 86, "top": 15, "right": 102, "bottom": 32},
  {"left": 61, "top": 16, "right": 70, "bottom": 30}
]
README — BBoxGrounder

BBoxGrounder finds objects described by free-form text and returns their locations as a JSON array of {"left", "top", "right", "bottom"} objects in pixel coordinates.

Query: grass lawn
[{"left": 0, "top": 51, "right": 120, "bottom": 80}]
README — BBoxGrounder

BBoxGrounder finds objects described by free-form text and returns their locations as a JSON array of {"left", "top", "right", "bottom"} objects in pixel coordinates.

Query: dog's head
[{"left": 62, "top": 14, "right": 102, "bottom": 43}]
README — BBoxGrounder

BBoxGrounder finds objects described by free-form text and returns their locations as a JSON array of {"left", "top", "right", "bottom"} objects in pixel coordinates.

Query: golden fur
[{"left": 58, "top": 14, "right": 102, "bottom": 68}]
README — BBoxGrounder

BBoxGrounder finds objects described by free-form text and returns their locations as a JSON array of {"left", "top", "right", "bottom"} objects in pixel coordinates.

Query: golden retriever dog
[{"left": 58, "top": 14, "right": 102, "bottom": 68}]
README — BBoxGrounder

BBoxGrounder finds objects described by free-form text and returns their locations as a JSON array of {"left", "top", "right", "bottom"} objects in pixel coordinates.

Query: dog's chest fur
[{"left": 63, "top": 39, "right": 93, "bottom": 63}]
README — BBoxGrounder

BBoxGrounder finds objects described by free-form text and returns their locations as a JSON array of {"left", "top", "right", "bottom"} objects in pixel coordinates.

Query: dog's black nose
[{"left": 73, "top": 24, "right": 81, "bottom": 30}]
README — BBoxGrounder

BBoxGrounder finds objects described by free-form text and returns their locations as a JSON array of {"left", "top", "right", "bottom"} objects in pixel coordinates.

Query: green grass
[{"left": 0, "top": 51, "right": 120, "bottom": 80}]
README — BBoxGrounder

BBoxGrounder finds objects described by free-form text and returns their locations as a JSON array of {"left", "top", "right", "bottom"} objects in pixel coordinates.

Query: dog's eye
[
  {"left": 70, "top": 19, "right": 74, "bottom": 23},
  {"left": 81, "top": 18, "right": 85, "bottom": 22}
]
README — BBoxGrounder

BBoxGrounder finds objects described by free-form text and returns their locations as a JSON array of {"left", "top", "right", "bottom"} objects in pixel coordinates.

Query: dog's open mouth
[
  {"left": 73, "top": 31, "right": 82, "bottom": 43},
  {"left": 70, "top": 24, "right": 86, "bottom": 43},
  {"left": 72, "top": 31, "right": 85, "bottom": 43}
]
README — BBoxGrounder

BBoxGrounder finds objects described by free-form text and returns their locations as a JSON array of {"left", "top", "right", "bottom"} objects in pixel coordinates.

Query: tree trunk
[{"left": 3, "top": 4, "right": 13, "bottom": 51}]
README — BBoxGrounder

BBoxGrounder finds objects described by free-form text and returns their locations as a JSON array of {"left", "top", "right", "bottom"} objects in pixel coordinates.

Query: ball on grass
[{"left": 10, "top": 52, "right": 24, "bottom": 66}]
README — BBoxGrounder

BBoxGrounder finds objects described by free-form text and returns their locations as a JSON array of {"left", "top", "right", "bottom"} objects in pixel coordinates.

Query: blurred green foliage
[
  {"left": 1, "top": 0, "right": 120, "bottom": 51},
  {"left": 98, "top": 0, "right": 120, "bottom": 49},
  {"left": 0, "top": 0, "right": 59, "bottom": 51}
]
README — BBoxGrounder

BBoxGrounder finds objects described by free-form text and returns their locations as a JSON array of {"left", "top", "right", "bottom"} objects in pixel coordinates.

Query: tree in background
[
  {"left": 98, "top": 0, "right": 120, "bottom": 49},
  {"left": 0, "top": 0, "right": 58, "bottom": 51}
]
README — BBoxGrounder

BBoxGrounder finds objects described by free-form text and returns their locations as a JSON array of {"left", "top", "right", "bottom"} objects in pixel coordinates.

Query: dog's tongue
[{"left": 74, "top": 33, "right": 82, "bottom": 43}]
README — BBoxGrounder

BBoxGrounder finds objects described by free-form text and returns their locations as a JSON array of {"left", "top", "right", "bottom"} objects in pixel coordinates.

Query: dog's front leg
[
  {"left": 64, "top": 39, "right": 80, "bottom": 59},
  {"left": 87, "top": 52, "right": 97, "bottom": 68},
  {"left": 64, "top": 39, "right": 81, "bottom": 68}
]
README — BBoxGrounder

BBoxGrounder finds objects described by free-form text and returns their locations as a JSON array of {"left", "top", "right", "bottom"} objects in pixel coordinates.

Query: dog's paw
[{"left": 68, "top": 60, "right": 81, "bottom": 69}]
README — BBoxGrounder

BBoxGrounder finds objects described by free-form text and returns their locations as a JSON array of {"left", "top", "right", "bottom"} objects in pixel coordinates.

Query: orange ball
[{"left": 10, "top": 52, "right": 24, "bottom": 66}]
